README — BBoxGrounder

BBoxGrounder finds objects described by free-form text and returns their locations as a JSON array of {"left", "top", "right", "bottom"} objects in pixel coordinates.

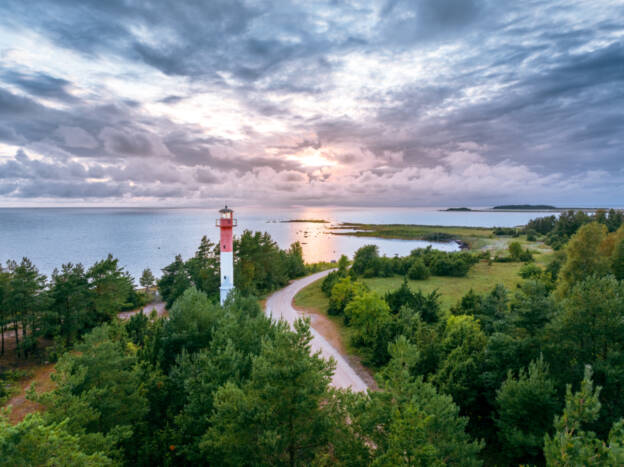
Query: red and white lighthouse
[{"left": 217, "top": 206, "right": 236, "bottom": 304}]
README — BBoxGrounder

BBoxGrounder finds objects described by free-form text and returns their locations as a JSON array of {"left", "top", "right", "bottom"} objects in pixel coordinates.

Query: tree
[
  {"left": 613, "top": 238, "right": 624, "bottom": 280},
  {"left": 235, "top": 230, "right": 289, "bottom": 295},
  {"left": 510, "top": 280, "right": 555, "bottom": 338},
  {"left": 549, "top": 275, "right": 624, "bottom": 371},
  {"left": 337, "top": 254, "right": 349, "bottom": 274},
  {"left": 0, "top": 413, "right": 114, "bottom": 466},
  {"left": 345, "top": 291, "right": 394, "bottom": 365},
  {"left": 606, "top": 209, "right": 624, "bottom": 233},
  {"left": 508, "top": 242, "right": 523, "bottom": 261},
  {"left": 385, "top": 280, "right": 440, "bottom": 323},
  {"left": 5, "top": 258, "right": 46, "bottom": 357},
  {"left": 558, "top": 222, "right": 609, "bottom": 296},
  {"left": 140, "top": 268, "right": 155, "bottom": 292},
  {"left": 87, "top": 254, "right": 134, "bottom": 322},
  {"left": 158, "top": 254, "right": 192, "bottom": 309},
  {"left": 356, "top": 336, "right": 483, "bottom": 466},
  {"left": 201, "top": 319, "right": 338, "bottom": 466},
  {"left": 185, "top": 236, "right": 220, "bottom": 299},
  {"left": 432, "top": 315, "right": 487, "bottom": 415},
  {"left": 495, "top": 356, "right": 558, "bottom": 465},
  {"left": 544, "top": 366, "right": 624, "bottom": 465},
  {"left": 351, "top": 245, "right": 381, "bottom": 277},
  {"left": 328, "top": 276, "right": 367, "bottom": 317},
  {"left": 0, "top": 264, "right": 10, "bottom": 355},
  {"left": 456, "top": 284, "right": 509, "bottom": 335},
  {"left": 153, "top": 287, "right": 219, "bottom": 372},
  {"left": 284, "top": 241, "right": 306, "bottom": 278},
  {"left": 33, "top": 324, "right": 149, "bottom": 461},
  {"left": 48, "top": 263, "right": 90, "bottom": 346}
]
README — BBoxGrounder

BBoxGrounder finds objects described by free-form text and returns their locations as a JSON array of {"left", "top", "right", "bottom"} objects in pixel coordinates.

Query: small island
[
  {"left": 280, "top": 219, "right": 329, "bottom": 223},
  {"left": 493, "top": 204, "right": 557, "bottom": 210},
  {"left": 445, "top": 207, "right": 473, "bottom": 211}
]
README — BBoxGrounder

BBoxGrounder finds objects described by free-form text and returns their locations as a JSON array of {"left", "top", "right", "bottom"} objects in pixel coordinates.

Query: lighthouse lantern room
[{"left": 217, "top": 206, "right": 236, "bottom": 304}]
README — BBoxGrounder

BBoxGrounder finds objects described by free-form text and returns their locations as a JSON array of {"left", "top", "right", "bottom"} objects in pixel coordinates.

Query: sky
[{"left": 0, "top": 0, "right": 622, "bottom": 208}]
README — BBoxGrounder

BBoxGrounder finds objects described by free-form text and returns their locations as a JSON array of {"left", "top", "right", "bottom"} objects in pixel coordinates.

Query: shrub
[
  {"left": 351, "top": 245, "right": 381, "bottom": 277},
  {"left": 407, "top": 259, "right": 430, "bottom": 280},
  {"left": 328, "top": 277, "right": 368, "bottom": 317},
  {"left": 508, "top": 242, "right": 523, "bottom": 260},
  {"left": 321, "top": 270, "right": 342, "bottom": 296},
  {"left": 518, "top": 263, "right": 542, "bottom": 279}
]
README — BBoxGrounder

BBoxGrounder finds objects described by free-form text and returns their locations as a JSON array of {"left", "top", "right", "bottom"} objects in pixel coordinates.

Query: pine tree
[
  {"left": 612, "top": 239, "right": 624, "bottom": 280},
  {"left": 495, "top": 356, "right": 558, "bottom": 464},
  {"left": 544, "top": 366, "right": 624, "bottom": 465},
  {"left": 139, "top": 268, "right": 156, "bottom": 292}
]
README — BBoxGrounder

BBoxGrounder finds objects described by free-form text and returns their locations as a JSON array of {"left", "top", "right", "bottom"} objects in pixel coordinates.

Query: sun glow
[{"left": 287, "top": 149, "right": 337, "bottom": 168}]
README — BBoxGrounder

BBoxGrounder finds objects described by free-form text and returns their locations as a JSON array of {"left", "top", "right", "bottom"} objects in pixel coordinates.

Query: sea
[{"left": 0, "top": 207, "right": 554, "bottom": 280}]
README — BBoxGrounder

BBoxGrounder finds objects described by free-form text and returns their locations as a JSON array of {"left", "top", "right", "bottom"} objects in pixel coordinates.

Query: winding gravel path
[{"left": 265, "top": 270, "right": 368, "bottom": 392}]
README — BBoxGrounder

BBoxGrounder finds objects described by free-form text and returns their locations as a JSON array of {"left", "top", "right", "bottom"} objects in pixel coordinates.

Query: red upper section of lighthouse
[{"left": 217, "top": 206, "right": 236, "bottom": 252}]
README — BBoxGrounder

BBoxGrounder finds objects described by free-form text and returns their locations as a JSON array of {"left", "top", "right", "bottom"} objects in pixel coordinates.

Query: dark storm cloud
[
  {"left": 2, "top": 70, "right": 77, "bottom": 102},
  {"left": 0, "top": 149, "right": 88, "bottom": 180},
  {"left": 195, "top": 167, "right": 219, "bottom": 184},
  {"left": 0, "top": 0, "right": 623, "bottom": 204},
  {"left": 0, "top": 87, "right": 42, "bottom": 115},
  {"left": 159, "top": 95, "right": 185, "bottom": 104},
  {"left": 99, "top": 128, "right": 162, "bottom": 157},
  {"left": 379, "top": 0, "right": 484, "bottom": 43},
  {"left": 15, "top": 180, "right": 126, "bottom": 199}
]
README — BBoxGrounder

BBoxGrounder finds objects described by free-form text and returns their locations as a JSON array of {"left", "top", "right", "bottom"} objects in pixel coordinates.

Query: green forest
[{"left": 2, "top": 212, "right": 624, "bottom": 465}]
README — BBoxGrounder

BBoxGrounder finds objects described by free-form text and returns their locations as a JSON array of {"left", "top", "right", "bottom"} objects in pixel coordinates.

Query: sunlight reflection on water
[{"left": 0, "top": 207, "right": 551, "bottom": 279}]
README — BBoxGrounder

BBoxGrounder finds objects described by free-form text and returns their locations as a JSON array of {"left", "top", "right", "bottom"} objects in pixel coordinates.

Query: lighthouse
[{"left": 217, "top": 206, "right": 236, "bottom": 304}]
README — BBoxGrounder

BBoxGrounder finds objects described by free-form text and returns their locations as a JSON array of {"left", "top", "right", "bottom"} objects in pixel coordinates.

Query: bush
[
  {"left": 328, "top": 277, "right": 368, "bottom": 317},
  {"left": 519, "top": 263, "right": 542, "bottom": 279},
  {"left": 494, "top": 227, "right": 518, "bottom": 236},
  {"left": 430, "top": 255, "right": 472, "bottom": 277},
  {"left": 508, "top": 242, "right": 523, "bottom": 260},
  {"left": 351, "top": 245, "right": 381, "bottom": 277},
  {"left": 518, "top": 249, "right": 534, "bottom": 262},
  {"left": 407, "top": 259, "right": 430, "bottom": 280},
  {"left": 494, "top": 256, "right": 516, "bottom": 263},
  {"left": 321, "top": 270, "right": 342, "bottom": 296}
]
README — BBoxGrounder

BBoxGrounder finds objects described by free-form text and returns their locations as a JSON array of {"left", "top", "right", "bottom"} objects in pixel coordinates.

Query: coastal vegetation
[
  {"left": 0, "top": 254, "right": 147, "bottom": 360},
  {"left": 158, "top": 232, "right": 310, "bottom": 307},
  {"left": 331, "top": 223, "right": 493, "bottom": 248},
  {"left": 3, "top": 288, "right": 484, "bottom": 466},
  {"left": 295, "top": 219, "right": 624, "bottom": 464},
  {"left": 493, "top": 204, "right": 557, "bottom": 210},
  {"left": 2, "top": 213, "right": 624, "bottom": 465}
]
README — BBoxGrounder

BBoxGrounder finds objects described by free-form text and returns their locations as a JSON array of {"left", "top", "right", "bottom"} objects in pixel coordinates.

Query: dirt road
[
  {"left": 118, "top": 301, "right": 167, "bottom": 320},
  {"left": 265, "top": 270, "right": 368, "bottom": 393}
]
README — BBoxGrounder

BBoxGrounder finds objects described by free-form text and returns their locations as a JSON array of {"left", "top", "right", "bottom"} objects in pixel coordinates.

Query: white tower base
[{"left": 220, "top": 251, "right": 234, "bottom": 305}]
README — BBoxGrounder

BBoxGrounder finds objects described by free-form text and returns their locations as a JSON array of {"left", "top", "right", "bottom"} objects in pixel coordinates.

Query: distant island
[
  {"left": 493, "top": 204, "right": 557, "bottom": 210},
  {"left": 280, "top": 219, "right": 329, "bottom": 223},
  {"left": 445, "top": 207, "right": 473, "bottom": 211}
]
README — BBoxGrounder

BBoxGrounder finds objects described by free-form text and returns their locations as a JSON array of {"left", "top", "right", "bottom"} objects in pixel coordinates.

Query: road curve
[{"left": 265, "top": 270, "right": 368, "bottom": 393}]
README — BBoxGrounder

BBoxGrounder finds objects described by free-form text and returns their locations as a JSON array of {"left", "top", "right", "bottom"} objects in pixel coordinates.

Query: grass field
[
  {"left": 295, "top": 247, "right": 553, "bottom": 313},
  {"left": 363, "top": 261, "right": 525, "bottom": 309},
  {"left": 293, "top": 278, "right": 359, "bottom": 354}
]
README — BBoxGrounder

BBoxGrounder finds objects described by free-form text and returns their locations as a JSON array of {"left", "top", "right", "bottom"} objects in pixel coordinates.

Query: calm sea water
[{"left": 0, "top": 207, "right": 551, "bottom": 280}]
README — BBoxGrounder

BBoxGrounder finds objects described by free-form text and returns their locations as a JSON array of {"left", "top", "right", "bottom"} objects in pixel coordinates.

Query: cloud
[
  {"left": 54, "top": 126, "right": 98, "bottom": 149},
  {"left": 99, "top": 127, "right": 169, "bottom": 157},
  {"left": 2, "top": 70, "right": 78, "bottom": 102},
  {"left": 0, "top": 0, "right": 622, "bottom": 206}
]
